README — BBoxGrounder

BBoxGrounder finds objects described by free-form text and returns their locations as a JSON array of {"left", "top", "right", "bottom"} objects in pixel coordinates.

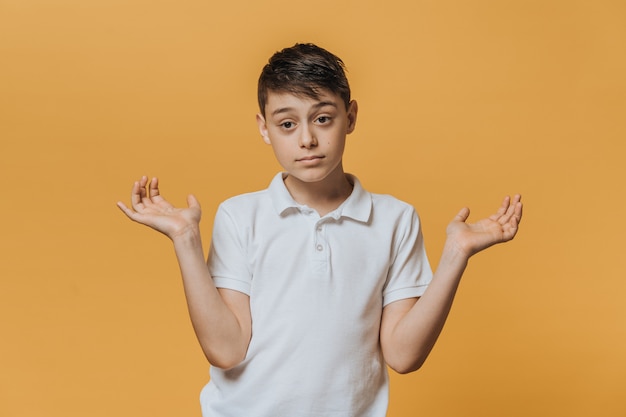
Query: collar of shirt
[{"left": 268, "top": 172, "right": 372, "bottom": 223}]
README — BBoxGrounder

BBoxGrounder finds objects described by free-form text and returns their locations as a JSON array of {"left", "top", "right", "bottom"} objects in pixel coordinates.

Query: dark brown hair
[{"left": 257, "top": 43, "right": 351, "bottom": 116}]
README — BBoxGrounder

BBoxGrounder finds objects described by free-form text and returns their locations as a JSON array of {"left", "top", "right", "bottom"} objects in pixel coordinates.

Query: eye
[
  {"left": 316, "top": 116, "right": 331, "bottom": 124},
  {"left": 280, "top": 121, "right": 294, "bottom": 129}
]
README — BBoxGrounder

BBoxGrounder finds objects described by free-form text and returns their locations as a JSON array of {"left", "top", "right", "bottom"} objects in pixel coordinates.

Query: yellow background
[{"left": 1, "top": 0, "right": 625, "bottom": 416}]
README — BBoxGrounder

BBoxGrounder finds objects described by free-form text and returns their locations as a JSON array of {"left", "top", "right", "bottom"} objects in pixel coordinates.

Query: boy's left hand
[{"left": 445, "top": 195, "right": 523, "bottom": 258}]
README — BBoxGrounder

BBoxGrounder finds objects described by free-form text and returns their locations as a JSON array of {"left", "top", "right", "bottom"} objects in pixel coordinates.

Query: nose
[{"left": 299, "top": 123, "right": 317, "bottom": 149}]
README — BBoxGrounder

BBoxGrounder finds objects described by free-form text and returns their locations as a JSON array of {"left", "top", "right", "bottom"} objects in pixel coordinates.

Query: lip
[{"left": 296, "top": 155, "right": 325, "bottom": 162}]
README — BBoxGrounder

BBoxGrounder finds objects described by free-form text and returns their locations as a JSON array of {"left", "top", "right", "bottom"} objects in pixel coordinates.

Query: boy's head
[{"left": 257, "top": 43, "right": 351, "bottom": 117}]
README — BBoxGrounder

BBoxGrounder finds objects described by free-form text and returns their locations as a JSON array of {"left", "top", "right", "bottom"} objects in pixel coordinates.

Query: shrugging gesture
[
  {"left": 381, "top": 194, "right": 523, "bottom": 374},
  {"left": 117, "top": 175, "right": 252, "bottom": 369}
]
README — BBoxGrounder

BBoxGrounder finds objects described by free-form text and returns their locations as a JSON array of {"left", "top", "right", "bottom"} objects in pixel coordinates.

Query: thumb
[
  {"left": 187, "top": 194, "right": 201, "bottom": 210},
  {"left": 454, "top": 207, "right": 470, "bottom": 223}
]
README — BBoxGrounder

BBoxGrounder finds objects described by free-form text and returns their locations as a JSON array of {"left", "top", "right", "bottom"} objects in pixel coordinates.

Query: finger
[
  {"left": 148, "top": 177, "right": 158, "bottom": 196},
  {"left": 130, "top": 180, "right": 143, "bottom": 208},
  {"left": 117, "top": 203, "right": 155, "bottom": 227},
  {"left": 490, "top": 195, "right": 511, "bottom": 221},
  {"left": 139, "top": 175, "right": 151, "bottom": 204},
  {"left": 501, "top": 194, "right": 523, "bottom": 225},
  {"left": 148, "top": 177, "right": 166, "bottom": 203},
  {"left": 117, "top": 201, "right": 139, "bottom": 221},
  {"left": 513, "top": 196, "right": 523, "bottom": 224},
  {"left": 187, "top": 194, "right": 201, "bottom": 210},
  {"left": 503, "top": 198, "right": 523, "bottom": 240},
  {"left": 500, "top": 196, "right": 516, "bottom": 223},
  {"left": 453, "top": 207, "right": 470, "bottom": 223},
  {"left": 489, "top": 196, "right": 509, "bottom": 222},
  {"left": 494, "top": 195, "right": 519, "bottom": 225},
  {"left": 116, "top": 201, "right": 129, "bottom": 212}
]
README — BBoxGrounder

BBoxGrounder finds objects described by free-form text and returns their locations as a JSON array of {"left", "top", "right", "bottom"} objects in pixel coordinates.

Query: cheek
[{"left": 270, "top": 142, "right": 292, "bottom": 161}]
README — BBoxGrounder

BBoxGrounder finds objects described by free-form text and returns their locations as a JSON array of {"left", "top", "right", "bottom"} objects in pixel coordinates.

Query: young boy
[{"left": 117, "top": 43, "right": 522, "bottom": 416}]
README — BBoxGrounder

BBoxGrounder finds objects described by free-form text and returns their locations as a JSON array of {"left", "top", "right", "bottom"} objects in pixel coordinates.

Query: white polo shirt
[{"left": 201, "top": 173, "right": 432, "bottom": 417}]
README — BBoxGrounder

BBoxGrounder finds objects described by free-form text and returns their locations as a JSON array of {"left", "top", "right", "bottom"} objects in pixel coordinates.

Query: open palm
[
  {"left": 446, "top": 195, "right": 523, "bottom": 257},
  {"left": 117, "top": 176, "right": 201, "bottom": 239}
]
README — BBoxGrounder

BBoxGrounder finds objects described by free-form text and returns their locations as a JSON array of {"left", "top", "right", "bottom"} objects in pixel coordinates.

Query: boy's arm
[
  {"left": 380, "top": 195, "right": 522, "bottom": 374},
  {"left": 117, "top": 176, "right": 251, "bottom": 369}
]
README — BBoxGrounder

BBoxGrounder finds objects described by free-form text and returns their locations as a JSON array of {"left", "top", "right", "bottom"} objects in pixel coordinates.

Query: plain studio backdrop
[{"left": 1, "top": 0, "right": 624, "bottom": 416}]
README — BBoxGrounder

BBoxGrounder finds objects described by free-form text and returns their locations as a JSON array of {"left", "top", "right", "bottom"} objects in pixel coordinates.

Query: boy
[{"left": 117, "top": 43, "right": 522, "bottom": 416}]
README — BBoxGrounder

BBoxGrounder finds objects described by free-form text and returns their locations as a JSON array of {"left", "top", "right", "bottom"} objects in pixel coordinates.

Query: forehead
[{"left": 264, "top": 89, "right": 342, "bottom": 116}]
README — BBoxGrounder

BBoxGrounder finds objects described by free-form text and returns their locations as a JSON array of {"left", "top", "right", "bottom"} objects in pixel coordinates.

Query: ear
[
  {"left": 256, "top": 113, "right": 271, "bottom": 145},
  {"left": 346, "top": 100, "right": 358, "bottom": 134}
]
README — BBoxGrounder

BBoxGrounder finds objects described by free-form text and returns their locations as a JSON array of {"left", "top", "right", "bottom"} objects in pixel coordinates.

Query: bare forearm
[
  {"left": 383, "top": 195, "right": 522, "bottom": 374},
  {"left": 172, "top": 228, "right": 250, "bottom": 369},
  {"left": 385, "top": 241, "right": 469, "bottom": 373},
  {"left": 117, "top": 178, "right": 251, "bottom": 368}
]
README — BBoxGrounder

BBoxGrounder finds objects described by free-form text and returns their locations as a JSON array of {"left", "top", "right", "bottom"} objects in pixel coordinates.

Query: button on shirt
[{"left": 202, "top": 173, "right": 433, "bottom": 417}]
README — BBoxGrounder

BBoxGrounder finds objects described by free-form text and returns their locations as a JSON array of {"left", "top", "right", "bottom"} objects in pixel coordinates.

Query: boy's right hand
[{"left": 116, "top": 176, "right": 201, "bottom": 240}]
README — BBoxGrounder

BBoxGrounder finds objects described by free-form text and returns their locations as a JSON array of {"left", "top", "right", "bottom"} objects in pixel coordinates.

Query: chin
[{"left": 286, "top": 170, "right": 331, "bottom": 184}]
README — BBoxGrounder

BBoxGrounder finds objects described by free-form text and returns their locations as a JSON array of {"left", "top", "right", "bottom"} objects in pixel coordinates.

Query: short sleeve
[
  {"left": 382, "top": 207, "right": 433, "bottom": 306},
  {"left": 207, "top": 204, "right": 252, "bottom": 295}
]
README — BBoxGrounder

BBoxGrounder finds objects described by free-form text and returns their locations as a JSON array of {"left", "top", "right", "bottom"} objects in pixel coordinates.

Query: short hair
[{"left": 257, "top": 43, "right": 351, "bottom": 116}]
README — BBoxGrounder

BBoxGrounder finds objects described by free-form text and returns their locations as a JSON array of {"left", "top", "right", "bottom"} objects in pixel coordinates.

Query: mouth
[{"left": 297, "top": 155, "right": 324, "bottom": 162}]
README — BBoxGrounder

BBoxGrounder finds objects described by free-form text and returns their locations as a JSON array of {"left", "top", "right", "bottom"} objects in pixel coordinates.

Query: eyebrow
[{"left": 270, "top": 101, "right": 338, "bottom": 117}]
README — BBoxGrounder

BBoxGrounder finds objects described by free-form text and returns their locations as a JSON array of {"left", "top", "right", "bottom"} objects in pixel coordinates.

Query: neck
[{"left": 284, "top": 167, "right": 353, "bottom": 216}]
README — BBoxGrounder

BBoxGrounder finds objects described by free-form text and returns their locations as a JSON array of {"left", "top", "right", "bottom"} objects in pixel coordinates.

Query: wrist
[
  {"left": 441, "top": 239, "right": 472, "bottom": 267},
  {"left": 170, "top": 224, "right": 202, "bottom": 246}
]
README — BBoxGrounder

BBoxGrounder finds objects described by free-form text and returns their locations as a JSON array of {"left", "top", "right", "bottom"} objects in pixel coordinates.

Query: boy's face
[{"left": 256, "top": 89, "right": 358, "bottom": 186}]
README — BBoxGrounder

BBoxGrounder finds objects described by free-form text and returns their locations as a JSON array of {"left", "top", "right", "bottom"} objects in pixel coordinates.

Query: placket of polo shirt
[{"left": 311, "top": 216, "right": 332, "bottom": 277}]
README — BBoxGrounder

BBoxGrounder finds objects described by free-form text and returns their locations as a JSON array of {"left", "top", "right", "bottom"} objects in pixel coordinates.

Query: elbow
[
  {"left": 206, "top": 351, "right": 246, "bottom": 370},
  {"left": 201, "top": 342, "right": 248, "bottom": 370},
  {"left": 388, "top": 358, "right": 425, "bottom": 375},
  {"left": 385, "top": 350, "right": 428, "bottom": 375},
  {"left": 210, "top": 358, "right": 243, "bottom": 371}
]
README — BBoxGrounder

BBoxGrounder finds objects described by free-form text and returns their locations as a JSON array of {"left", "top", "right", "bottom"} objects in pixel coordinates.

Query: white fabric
[{"left": 201, "top": 173, "right": 432, "bottom": 417}]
